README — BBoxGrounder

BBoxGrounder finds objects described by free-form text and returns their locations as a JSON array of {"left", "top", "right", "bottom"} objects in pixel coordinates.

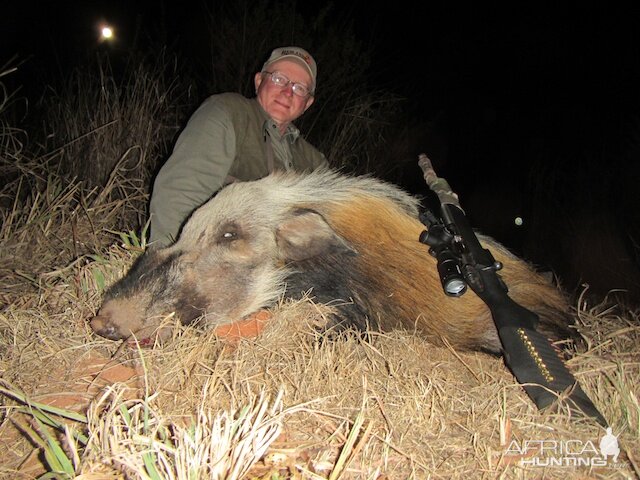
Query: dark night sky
[
  {"left": 3, "top": 2, "right": 638, "bottom": 122},
  {"left": 4, "top": 3, "right": 637, "bottom": 103},
  {"left": 2, "top": 2, "right": 640, "bottom": 300}
]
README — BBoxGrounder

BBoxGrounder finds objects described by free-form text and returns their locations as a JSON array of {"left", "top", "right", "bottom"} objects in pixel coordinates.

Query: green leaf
[
  {"left": 130, "top": 229, "right": 141, "bottom": 248},
  {"left": 142, "top": 451, "right": 163, "bottom": 480},
  {"left": 119, "top": 403, "right": 133, "bottom": 427},
  {"left": 0, "top": 385, "right": 87, "bottom": 423},
  {"left": 34, "top": 416, "right": 75, "bottom": 475},
  {"left": 87, "top": 254, "right": 107, "bottom": 264},
  {"left": 93, "top": 267, "right": 106, "bottom": 291},
  {"left": 13, "top": 420, "right": 47, "bottom": 451}
]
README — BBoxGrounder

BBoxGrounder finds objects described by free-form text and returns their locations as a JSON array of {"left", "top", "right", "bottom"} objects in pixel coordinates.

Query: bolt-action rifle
[{"left": 417, "top": 154, "right": 606, "bottom": 426}]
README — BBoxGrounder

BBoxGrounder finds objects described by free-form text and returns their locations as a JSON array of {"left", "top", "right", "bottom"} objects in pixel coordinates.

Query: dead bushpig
[{"left": 91, "top": 170, "right": 574, "bottom": 352}]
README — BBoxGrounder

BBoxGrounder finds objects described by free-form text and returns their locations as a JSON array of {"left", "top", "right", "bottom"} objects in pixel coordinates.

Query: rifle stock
[{"left": 418, "top": 154, "right": 607, "bottom": 426}]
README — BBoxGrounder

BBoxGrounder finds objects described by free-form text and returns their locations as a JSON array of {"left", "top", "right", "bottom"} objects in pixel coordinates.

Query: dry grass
[
  {"left": 36, "top": 50, "right": 188, "bottom": 191},
  {"left": 1, "top": 56, "right": 639, "bottom": 480}
]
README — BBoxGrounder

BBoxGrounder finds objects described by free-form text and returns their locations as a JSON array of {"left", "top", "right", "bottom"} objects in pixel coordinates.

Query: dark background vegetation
[{"left": 2, "top": 1, "right": 639, "bottom": 304}]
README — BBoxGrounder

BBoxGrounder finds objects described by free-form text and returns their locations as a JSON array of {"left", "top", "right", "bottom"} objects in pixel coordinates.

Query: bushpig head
[{"left": 90, "top": 171, "right": 364, "bottom": 342}]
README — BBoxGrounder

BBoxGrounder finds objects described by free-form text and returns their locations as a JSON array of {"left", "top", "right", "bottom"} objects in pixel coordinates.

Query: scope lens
[{"left": 444, "top": 279, "right": 467, "bottom": 296}]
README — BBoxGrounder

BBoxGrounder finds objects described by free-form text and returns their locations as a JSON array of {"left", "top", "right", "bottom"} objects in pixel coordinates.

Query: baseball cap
[{"left": 262, "top": 46, "right": 317, "bottom": 90}]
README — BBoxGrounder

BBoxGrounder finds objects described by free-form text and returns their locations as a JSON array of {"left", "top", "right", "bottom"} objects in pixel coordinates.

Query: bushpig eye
[{"left": 218, "top": 223, "right": 240, "bottom": 243}]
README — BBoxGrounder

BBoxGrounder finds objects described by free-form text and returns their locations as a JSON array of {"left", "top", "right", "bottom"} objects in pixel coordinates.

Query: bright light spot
[
  {"left": 514, "top": 216, "right": 524, "bottom": 226},
  {"left": 100, "top": 25, "right": 114, "bottom": 41}
]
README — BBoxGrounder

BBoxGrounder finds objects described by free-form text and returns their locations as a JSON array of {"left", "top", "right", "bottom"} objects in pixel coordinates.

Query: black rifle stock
[{"left": 417, "top": 154, "right": 607, "bottom": 426}]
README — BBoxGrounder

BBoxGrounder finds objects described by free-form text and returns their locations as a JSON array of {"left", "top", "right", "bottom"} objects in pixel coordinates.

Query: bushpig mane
[
  {"left": 181, "top": 168, "right": 421, "bottom": 242},
  {"left": 251, "top": 167, "right": 421, "bottom": 215}
]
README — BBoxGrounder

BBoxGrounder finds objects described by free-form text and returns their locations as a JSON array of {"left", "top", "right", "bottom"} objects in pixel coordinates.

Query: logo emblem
[{"left": 599, "top": 427, "right": 620, "bottom": 463}]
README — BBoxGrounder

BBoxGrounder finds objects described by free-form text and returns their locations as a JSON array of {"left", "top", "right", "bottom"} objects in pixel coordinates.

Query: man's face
[{"left": 255, "top": 59, "right": 315, "bottom": 130}]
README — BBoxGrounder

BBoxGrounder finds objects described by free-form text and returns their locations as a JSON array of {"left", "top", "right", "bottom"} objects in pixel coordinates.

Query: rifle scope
[
  {"left": 418, "top": 218, "right": 467, "bottom": 297},
  {"left": 436, "top": 248, "right": 467, "bottom": 296}
]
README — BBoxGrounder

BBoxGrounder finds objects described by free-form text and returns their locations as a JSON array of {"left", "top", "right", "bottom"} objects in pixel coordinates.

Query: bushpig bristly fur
[{"left": 90, "top": 169, "right": 574, "bottom": 351}]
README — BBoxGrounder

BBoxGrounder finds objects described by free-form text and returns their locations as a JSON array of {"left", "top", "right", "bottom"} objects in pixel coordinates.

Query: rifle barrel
[{"left": 417, "top": 153, "right": 607, "bottom": 426}]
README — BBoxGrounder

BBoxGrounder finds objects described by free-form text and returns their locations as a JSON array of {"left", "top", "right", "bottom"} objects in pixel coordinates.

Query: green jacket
[{"left": 149, "top": 93, "right": 328, "bottom": 247}]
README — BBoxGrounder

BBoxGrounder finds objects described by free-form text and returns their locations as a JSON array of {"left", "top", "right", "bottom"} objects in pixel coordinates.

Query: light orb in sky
[{"left": 99, "top": 24, "right": 114, "bottom": 42}]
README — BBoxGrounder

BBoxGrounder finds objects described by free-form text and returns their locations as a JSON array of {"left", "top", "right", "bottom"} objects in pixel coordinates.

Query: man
[{"left": 149, "top": 46, "right": 328, "bottom": 247}]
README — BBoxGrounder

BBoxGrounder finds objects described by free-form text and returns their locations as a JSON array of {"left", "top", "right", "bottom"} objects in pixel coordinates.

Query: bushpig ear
[{"left": 276, "top": 209, "right": 357, "bottom": 261}]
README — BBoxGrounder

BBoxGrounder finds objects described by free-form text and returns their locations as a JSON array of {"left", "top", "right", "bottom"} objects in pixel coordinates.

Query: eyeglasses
[{"left": 262, "top": 71, "right": 313, "bottom": 97}]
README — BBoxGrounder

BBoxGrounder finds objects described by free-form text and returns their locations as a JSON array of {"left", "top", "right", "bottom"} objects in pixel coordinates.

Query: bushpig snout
[
  {"left": 89, "top": 314, "right": 122, "bottom": 341},
  {"left": 90, "top": 296, "right": 150, "bottom": 341},
  {"left": 89, "top": 248, "right": 181, "bottom": 342}
]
